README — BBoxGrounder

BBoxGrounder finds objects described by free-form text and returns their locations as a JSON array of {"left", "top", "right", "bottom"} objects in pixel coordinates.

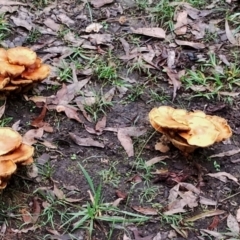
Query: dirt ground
[{"left": 0, "top": 0, "right": 240, "bottom": 239}]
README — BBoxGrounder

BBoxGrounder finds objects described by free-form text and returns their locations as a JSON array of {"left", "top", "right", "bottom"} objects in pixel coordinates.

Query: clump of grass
[
  {"left": 0, "top": 15, "right": 10, "bottom": 41},
  {"left": 26, "top": 29, "right": 41, "bottom": 43},
  {"left": 61, "top": 164, "right": 150, "bottom": 238}
]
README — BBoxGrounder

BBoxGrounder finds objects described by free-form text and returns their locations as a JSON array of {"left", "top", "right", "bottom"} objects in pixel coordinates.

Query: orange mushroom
[
  {"left": 0, "top": 127, "right": 22, "bottom": 155},
  {"left": 0, "top": 61, "right": 25, "bottom": 77},
  {"left": 149, "top": 106, "right": 232, "bottom": 154},
  {"left": 7, "top": 46, "right": 37, "bottom": 66},
  {"left": 21, "top": 64, "right": 50, "bottom": 81}
]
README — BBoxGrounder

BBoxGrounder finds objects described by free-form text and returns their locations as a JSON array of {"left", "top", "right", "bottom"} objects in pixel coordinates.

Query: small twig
[{"left": 219, "top": 191, "right": 240, "bottom": 203}]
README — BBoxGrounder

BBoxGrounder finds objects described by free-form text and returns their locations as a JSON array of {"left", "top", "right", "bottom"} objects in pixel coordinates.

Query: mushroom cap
[
  {"left": 21, "top": 64, "right": 50, "bottom": 81},
  {"left": 165, "top": 131, "right": 198, "bottom": 153},
  {"left": 0, "top": 143, "right": 34, "bottom": 164},
  {"left": 0, "top": 127, "right": 22, "bottom": 155},
  {"left": 11, "top": 79, "right": 33, "bottom": 85},
  {"left": 0, "top": 85, "right": 19, "bottom": 91},
  {"left": 28, "top": 57, "right": 42, "bottom": 70},
  {"left": 7, "top": 47, "right": 37, "bottom": 66},
  {"left": 20, "top": 157, "right": 34, "bottom": 165},
  {"left": 0, "top": 76, "right": 10, "bottom": 89},
  {"left": 171, "top": 109, "right": 188, "bottom": 125},
  {"left": 0, "top": 159, "right": 17, "bottom": 178},
  {"left": 0, "top": 179, "right": 8, "bottom": 189},
  {"left": 149, "top": 106, "right": 190, "bottom": 131},
  {"left": 179, "top": 116, "right": 219, "bottom": 147},
  {"left": 0, "top": 61, "right": 25, "bottom": 77},
  {"left": 0, "top": 48, "right": 7, "bottom": 61},
  {"left": 206, "top": 115, "right": 232, "bottom": 142}
]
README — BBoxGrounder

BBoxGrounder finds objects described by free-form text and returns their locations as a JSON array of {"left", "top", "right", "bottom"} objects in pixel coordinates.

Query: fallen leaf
[
  {"left": 20, "top": 208, "right": 32, "bottom": 224},
  {"left": 165, "top": 67, "right": 183, "bottom": 100},
  {"left": 117, "top": 127, "right": 147, "bottom": 157},
  {"left": 56, "top": 105, "right": 83, "bottom": 123},
  {"left": 174, "top": 11, "right": 188, "bottom": 35},
  {"left": 145, "top": 156, "right": 169, "bottom": 167},
  {"left": 44, "top": 18, "right": 61, "bottom": 32},
  {"left": 155, "top": 142, "right": 170, "bottom": 153},
  {"left": 95, "top": 116, "right": 107, "bottom": 134},
  {"left": 132, "top": 206, "right": 158, "bottom": 215},
  {"left": 131, "top": 27, "right": 166, "bottom": 39},
  {"left": 207, "top": 172, "right": 239, "bottom": 184},
  {"left": 208, "top": 216, "right": 220, "bottom": 230},
  {"left": 200, "top": 229, "right": 224, "bottom": 239},
  {"left": 227, "top": 214, "right": 240, "bottom": 235},
  {"left": 0, "top": 0, "right": 27, "bottom": 5},
  {"left": 86, "top": 23, "right": 103, "bottom": 33},
  {"left": 11, "top": 226, "right": 38, "bottom": 233},
  {"left": 164, "top": 208, "right": 186, "bottom": 215},
  {"left": 69, "top": 132, "right": 104, "bottom": 148},
  {"left": 237, "top": 208, "right": 240, "bottom": 222},
  {"left": 31, "top": 197, "right": 41, "bottom": 224},
  {"left": 116, "top": 190, "right": 128, "bottom": 200},
  {"left": 170, "top": 224, "right": 188, "bottom": 239},
  {"left": 112, "top": 198, "right": 123, "bottom": 207},
  {"left": 90, "top": 0, "right": 113, "bottom": 8},
  {"left": 22, "top": 128, "right": 44, "bottom": 145},
  {"left": 119, "top": 38, "right": 130, "bottom": 56},
  {"left": 26, "top": 163, "right": 38, "bottom": 178},
  {"left": 81, "top": 33, "right": 112, "bottom": 45},
  {"left": 175, "top": 39, "right": 205, "bottom": 49},
  {"left": 186, "top": 209, "right": 225, "bottom": 222},
  {"left": 209, "top": 149, "right": 240, "bottom": 158},
  {"left": 199, "top": 196, "right": 217, "bottom": 206},
  {"left": 53, "top": 184, "right": 65, "bottom": 200},
  {"left": 12, "top": 120, "right": 21, "bottom": 131},
  {"left": 225, "top": 19, "right": 238, "bottom": 45},
  {"left": 127, "top": 174, "right": 142, "bottom": 183}
]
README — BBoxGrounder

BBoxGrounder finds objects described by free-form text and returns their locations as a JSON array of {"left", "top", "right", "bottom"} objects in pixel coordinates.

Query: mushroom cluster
[
  {"left": 149, "top": 106, "right": 232, "bottom": 153},
  {"left": 0, "top": 46, "right": 50, "bottom": 93},
  {"left": 0, "top": 127, "right": 34, "bottom": 189}
]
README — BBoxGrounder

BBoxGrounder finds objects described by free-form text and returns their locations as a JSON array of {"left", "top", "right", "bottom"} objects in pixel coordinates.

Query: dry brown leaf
[
  {"left": 53, "top": 184, "right": 65, "bottom": 200},
  {"left": 81, "top": 34, "right": 112, "bottom": 45},
  {"left": 145, "top": 156, "right": 169, "bottom": 167},
  {"left": 0, "top": 0, "right": 27, "bottom": 5},
  {"left": 209, "top": 149, "right": 240, "bottom": 158},
  {"left": 85, "top": 23, "right": 103, "bottom": 33},
  {"left": 44, "top": 18, "right": 61, "bottom": 32},
  {"left": 186, "top": 209, "right": 225, "bottom": 222},
  {"left": 104, "top": 87, "right": 115, "bottom": 102},
  {"left": 32, "top": 197, "right": 41, "bottom": 224},
  {"left": 56, "top": 105, "right": 83, "bottom": 123},
  {"left": 225, "top": 19, "right": 238, "bottom": 45},
  {"left": 132, "top": 206, "right": 158, "bottom": 215},
  {"left": 207, "top": 172, "right": 239, "bottom": 184},
  {"left": 174, "top": 11, "right": 188, "bottom": 35},
  {"left": 112, "top": 198, "right": 123, "bottom": 207},
  {"left": 199, "top": 196, "right": 217, "bottom": 206},
  {"left": 155, "top": 142, "right": 170, "bottom": 153},
  {"left": 175, "top": 39, "right": 205, "bottom": 49},
  {"left": 119, "top": 38, "right": 130, "bottom": 56},
  {"left": 164, "top": 208, "right": 186, "bottom": 215},
  {"left": 69, "top": 132, "right": 104, "bottom": 148},
  {"left": 23, "top": 128, "right": 44, "bottom": 145},
  {"left": 117, "top": 127, "right": 147, "bottom": 157},
  {"left": 20, "top": 208, "right": 32, "bottom": 224},
  {"left": 95, "top": 116, "right": 107, "bottom": 134},
  {"left": 227, "top": 214, "right": 240, "bottom": 235},
  {"left": 11, "top": 226, "right": 38, "bottom": 233},
  {"left": 90, "top": 0, "right": 113, "bottom": 8},
  {"left": 131, "top": 27, "right": 166, "bottom": 39},
  {"left": 165, "top": 67, "right": 182, "bottom": 100},
  {"left": 236, "top": 208, "right": 240, "bottom": 223}
]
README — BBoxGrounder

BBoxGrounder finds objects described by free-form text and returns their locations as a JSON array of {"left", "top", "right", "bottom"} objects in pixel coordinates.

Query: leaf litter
[{"left": 1, "top": 0, "right": 240, "bottom": 238}]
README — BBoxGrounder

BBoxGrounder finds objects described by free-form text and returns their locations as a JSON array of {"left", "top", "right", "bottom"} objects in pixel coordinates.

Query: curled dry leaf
[
  {"left": 225, "top": 19, "right": 238, "bottom": 45},
  {"left": 145, "top": 156, "right": 169, "bottom": 167},
  {"left": 186, "top": 209, "right": 225, "bottom": 222},
  {"left": 175, "top": 39, "right": 205, "bottom": 49},
  {"left": 85, "top": 23, "right": 103, "bottom": 33},
  {"left": 95, "top": 116, "right": 107, "bottom": 134},
  {"left": 90, "top": 0, "right": 114, "bottom": 8},
  {"left": 209, "top": 148, "right": 240, "bottom": 158},
  {"left": 22, "top": 128, "right": 44, "bottom": 145},
  {"left": 69, "top": 132, "right": 104, "bottom": 148},
  {"left": 207, "top": 172, "right": 239, "bottom": 184},
  {"left": 132, "top": 206, "right": 158, "bottom": 215},
  {"left": 174, "top": 11, "right": 188, "bottom": 35},
  {"left": 117, "top": 127, "right": 147, "bottom": 157},
  {"left": 131, "top": 27, "right": 166, "bottom": 39}
]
